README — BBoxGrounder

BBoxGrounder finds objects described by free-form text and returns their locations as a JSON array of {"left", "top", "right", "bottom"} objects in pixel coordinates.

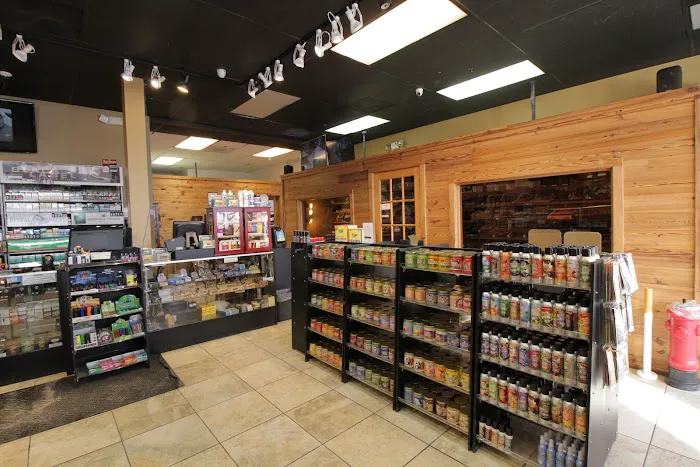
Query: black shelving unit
[
  {"left": 343, "top": 244, "right": 400, "bottom": 406},
  {"left": 470, "top": 256, "right": 617, "bottom": 466},
  {"left": 303, "top": 244, "right": 348, "bottom": 371},
  {"left": 59, "top": 256, "right": 149, "bottom": 382},
  {"left": 395, "top": 246, "right": 479, "bottom": 447}
]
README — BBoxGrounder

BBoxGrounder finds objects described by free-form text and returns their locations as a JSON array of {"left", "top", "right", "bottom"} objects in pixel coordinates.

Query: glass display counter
[
  {"left": 0, "top": 270, "right": 69, "bottom": 385},
  {"left": 143, "top": 251, "right": 277, "bottom": 352}
]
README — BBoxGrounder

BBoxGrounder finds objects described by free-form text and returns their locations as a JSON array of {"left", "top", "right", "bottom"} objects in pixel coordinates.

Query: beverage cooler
[
  {"left": 206, "top": 207, "right": 245, "bottom": 255},
  {"left": 244, "top": 207, "right": 272, "bottom": 253}
]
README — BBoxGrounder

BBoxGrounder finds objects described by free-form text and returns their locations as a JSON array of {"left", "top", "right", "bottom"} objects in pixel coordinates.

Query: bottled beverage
[
  {"left": 511, "top": 245, "right": 521, "bottom": 281},
  {"left": 543, "top": 247, "right": 555, "bottom": 285},
  {"left": 531, "top": 246, "right": 543, "bottom": 284},
  {"left": 554, "top": 247, "right": 568, "bottom": 287},
  {"left": 566, "top": 247, "right": 580, "bottom": 288}
]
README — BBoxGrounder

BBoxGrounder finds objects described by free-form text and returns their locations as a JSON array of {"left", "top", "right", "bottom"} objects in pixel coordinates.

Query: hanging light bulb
[
  {"left": 121, "top": 59, "right": 135, "bottom": 82},
  {"left": 258, "top": 67, "right": 272, "bottom": 88},
  {"left": 247, "top": 78, "right": 260, "bottom": 99},
  {"left": 12, "top": 35, "right": 35, "bottom": 63},
  {"left": 345, "top": 3, "right": 364, "bottom": 34},
  {"left": 314, "top": 29, "right": 332, "bottom": 58},
  {"left": 328, "top": 12, "right": 344, "bottom": 44},
  {"left": 293, "top": 43, "right": 306, "bottom": 68},
  {"left": 273, "top": 60, "right": 284, "bottom": 82},
  {"left": 177, "top": 75, "right": 190, "bottom": 94},
  {"left": 150, "top": 66, "right": 165, "bottom": 89}
]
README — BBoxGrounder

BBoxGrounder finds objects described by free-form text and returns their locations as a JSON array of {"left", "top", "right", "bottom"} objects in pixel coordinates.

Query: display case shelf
[
  {"left": 476, "top": 395, "right": 585, "bottom": 441},
  {"left": 308, "top": 327, "right": 342, "bottom": 344},
  {"left": 346, "top": 371, "right": 393, "bottom": 397},
  {"left": 347, "top": 315, "right": 394, "bottom": 333},
  {"left": 401, "top": 265, "right": 472, "bottom": 277},
  {"left": 479, "top": 354, "right": 588, "bottom": 391},
  {"left": 307, "top": 352, "right": 341, "bottom": 370},
  {"left": 309, "top": 255, "right": 344, "bottom": 264},
  {"left": 399, "top": 363, "right": 470, "bottom": 396},
  {"left": 348, "top": 288, "right": 395, "bottom": 301},
  {"left": 481, "top": 277, "right": 591, "bottom": 292},
  {"left": 401, "top": 297, "right": 468, "bottom": 314},
  {"left": 400, "top": 332, "right": 471, "bottom": 357},
  {"left": 309, "top": 278, "right": 344, "bottom": 290},
  {"left": 349, "top": 260, "right": 395, "bottom": 269},
  {"left": 347, "top": 343, "right": 393, "bottom": 365},
  {"left": 480, "top": 314, "right": 589, "bottom": 342},
  {"left": 308, "top": 303, "right": 343, "bottom": 317},
  {"left": 70, "top": 284, "right": 141, "bottom": 298},
  {"left": 475, "top": 436, "right": 537, "bottom": 467},
  {"left": 398, "top": 398, "right": 470, "bottom": 435}
]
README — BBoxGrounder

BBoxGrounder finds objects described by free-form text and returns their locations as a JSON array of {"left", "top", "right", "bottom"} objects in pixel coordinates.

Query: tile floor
[{"left": 0, "top": 320, "right": 698, "bottom": 466}]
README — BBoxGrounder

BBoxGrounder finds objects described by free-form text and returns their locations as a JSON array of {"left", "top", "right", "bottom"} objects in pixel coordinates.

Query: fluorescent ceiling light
[
  {"left": 331, "top": 0, "right": 466, "bottom": 65},
  {"left": 152, "top": 156, "right": 183, "bottom": 166},
  {"left": 692, "top": 3, "right": 700, "bottom": 30},
  {"left": 437, "top": 60, "right": 544, "bottom": 100},
  {"left": 175, "top": 136, "right": 218, "bottom": 150},
  {"left": 253, "top": 147, "right": 294, "bottom": 158},
  {"left": 326, "top": 115, "right": 389, "bottom": 135}
]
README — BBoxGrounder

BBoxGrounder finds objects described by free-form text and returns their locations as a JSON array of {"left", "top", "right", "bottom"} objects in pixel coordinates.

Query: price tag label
[{"left": 224, "top": 256, "right": 239, "bottom": 263}]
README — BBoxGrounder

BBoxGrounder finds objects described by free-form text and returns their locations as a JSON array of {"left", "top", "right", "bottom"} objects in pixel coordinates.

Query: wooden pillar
[{"left": 122, "top": 78, "right": 153, "bottom": 247}]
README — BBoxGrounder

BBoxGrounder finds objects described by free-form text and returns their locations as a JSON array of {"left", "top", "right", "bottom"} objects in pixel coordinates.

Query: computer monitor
[
  {"left": 70, "top": 228, "right": 125, "bottom": 251},
  {"left": 173, "top": 221, "right": 206, "bottom": 239}
]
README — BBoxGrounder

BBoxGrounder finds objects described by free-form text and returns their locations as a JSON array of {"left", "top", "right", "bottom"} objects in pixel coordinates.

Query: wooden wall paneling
[
  {"left": 448, "top": 183, "right": 462, "bottom": 248},
  {"left": 612, "top": 165, "right": 624, "bottom": 252},
  {"left": 151, "top": 175, "right": 281, "bottom": 243},
  {"left": 281, "top": 87, "right": 700, "bottom": 374}
]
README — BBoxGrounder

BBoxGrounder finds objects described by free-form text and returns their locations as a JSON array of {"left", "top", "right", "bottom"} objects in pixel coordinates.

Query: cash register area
[{"left": 0, "top": 320, "right": 682, "bottom": 467}]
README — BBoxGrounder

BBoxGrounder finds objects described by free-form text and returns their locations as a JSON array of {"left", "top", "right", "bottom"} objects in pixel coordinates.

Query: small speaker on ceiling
[
  {"left": 284, "top": 165, "right": 294, "bottom": 174},
  {"left": 657, "top": 65, "right": 682, "bottom": 93}
]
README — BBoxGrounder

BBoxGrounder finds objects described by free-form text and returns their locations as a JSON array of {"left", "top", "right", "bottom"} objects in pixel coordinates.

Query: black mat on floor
[{"left": 0, "top": 356, "right": 179, "bottom": 444}]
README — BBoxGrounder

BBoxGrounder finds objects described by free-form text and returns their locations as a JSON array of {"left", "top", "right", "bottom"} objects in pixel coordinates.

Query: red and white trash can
[{"left": 666, "top": 300, "right": 700, "bottom": 391}]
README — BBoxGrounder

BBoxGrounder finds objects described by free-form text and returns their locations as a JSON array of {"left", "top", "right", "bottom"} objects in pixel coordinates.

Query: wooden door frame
[
  {"left": 449, "top": 165, "right": 623, "bottom": 251},
  {"left": 370, "top": 167, "right": 424, "bottom": 243}
]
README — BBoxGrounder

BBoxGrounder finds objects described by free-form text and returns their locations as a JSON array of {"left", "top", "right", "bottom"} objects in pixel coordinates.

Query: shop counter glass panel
[
  {"left": 0, "top": 271, "right": 62, "bottom": 358},
  {"left": 143, "top": 253, "right": 276, "bottom": 333},
  {"left": 244, "top": 207, "right": 272, "bottom": 253},
  {"left": 461, "top": 171, "right": 612, "bottom": 250}
]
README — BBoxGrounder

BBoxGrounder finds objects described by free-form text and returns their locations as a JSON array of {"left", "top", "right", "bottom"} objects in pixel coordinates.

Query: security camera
[
  {"left": 416, "top": 87, "right": 424, "bottom": 97},
  {"left": 216, "top": 68, "right": 226, "bottom": 78},
  {"left": 379, "top": 0, "right": 392, "bottom": 10}
]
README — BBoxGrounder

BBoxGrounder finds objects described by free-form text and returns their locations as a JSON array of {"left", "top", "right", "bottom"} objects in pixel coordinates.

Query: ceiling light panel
[
  {"left": 152, "top": 156, "right": 183, "bottom": 166},
  {"left": 331, "top": 0, "right": 466, "bottom": 65},
  {"left": 692, "top": 3, "right": 700, "bottom": 30},
  {"left": 175, "top": 136, "right": 219, "bottom": 150},
  {"left": 437, "top": 60, "right": 544, "bottom": 100},
  {"left": 326, "top": 115, "right": 389, "bottom": 135},
  {"left": 253, "top": 147, "right": 294, "bottom": 158}
]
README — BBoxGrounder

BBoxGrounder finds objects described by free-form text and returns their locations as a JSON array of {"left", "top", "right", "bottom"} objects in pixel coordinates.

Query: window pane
[
  {"left": 404, "top": 176, "right": 415, "bottom": 200},
  {"left": 404, "top": 201, "right": 415, "bottom": 224},
  {"left": 406, "top": 225, "right": 416, "bottom": 238},
  {"left": 382, "top": 226, "right": 392, "bottom": 241},
  {"left": 380, "top": 180, "right": 390, "bottom": 202},
  {"left": 381, "top": 203, "right": 391, "bottom": 224},
  {"left": 392, "top": 202, "right": 403, "bottom": 224},
  {"left": 392, "top": 178, "right": 402, "bottom": 200},
  {"left": 393, "top": 225, "right": 404, "bottom": 240}
]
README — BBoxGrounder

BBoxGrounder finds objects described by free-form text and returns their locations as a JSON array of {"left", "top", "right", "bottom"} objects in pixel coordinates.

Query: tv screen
[
  {"left": 326, "top": 135, "right": 355, "bottom": 165},
  {"left": 301, "top": 135, "right": 327, "bottom": 171},
  {"left": 0, "top": 99, "right": 37, "bottom": 153}
]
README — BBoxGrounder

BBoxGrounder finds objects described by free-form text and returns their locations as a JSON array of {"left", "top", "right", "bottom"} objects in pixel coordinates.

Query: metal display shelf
[
  {"left": 401, "top": 265, "right": 473, "bottom": 277},
  {"left": 401, "top": 297, "right": 468, "bottom": 314},
  {"left": 308, "top": 254, "right": 343, "bottom": 264},
  {"left": 400, "top": 332, "right": 471, "bottom": 357},
  {"left": 480, "top": 276, "right": 590, "bottom": 292},
  {"left": 347, "top": 343, "right": 393, "bottom": 365},
  {"left": 144, "top": 251, "right": 272, "bottom": 267},
  {"left": 479, "top": 353, "right": 589, "bottom": 392},
  {"left": 76, "top": 355, "right": 148, "bottom": 379},
  {"left": 398, "top": 397, "right": 470, "bottom": 435},
  {"left": 399, "top": 364, "right": 471, "bottom": 396},
  {"left": 347, "top": 315, "right": 394, "bottom": 333},
  {"left": 349, "top": 260, "right": 395, "bottom": 269},
  {"left": 346, "top": 371, "right": 393, "bottom": 397},
  {"left": 348, "top": 288, "right": 395, "bottom": 301},
  {"left": 309, "top": 278, "right": 344, "bottom": 290},
  {"left": 307, "top": 352, "right": 341, "bottom": 371},
  {"left": 476, "top": 436, "right": 537, "bottom": 467},
  {"left": 307, "top": 303, "right": 343, "bottom": 317},
  {"left": 308, "top": 327, "right": 342, "bottom": 344},
  {"left": 70, "top": 284, "right": 141, "bottom": 298},
  {"left": 477, "top": 395, "right": 586, "bottom": 441},
  {"left": 67, "top": 259, "right": 140, "bottom": 269},
  {"left": 480, "top": 313, "right": 589, "bottom": 342}
]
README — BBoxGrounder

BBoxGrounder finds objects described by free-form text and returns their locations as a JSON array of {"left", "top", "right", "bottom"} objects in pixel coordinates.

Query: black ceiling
[{"left": 0, "top": 0, "right": 694, "bottom": 148}]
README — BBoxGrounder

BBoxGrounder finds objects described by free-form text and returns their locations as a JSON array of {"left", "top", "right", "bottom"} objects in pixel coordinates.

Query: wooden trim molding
[
  {"left": 448, "top": 183, "right": 462, "bottom": 248},
  {"left": 611, "top": 165, "right": 624, "bottom": 253},
  {"left": 695, "top": 96, "right": 700, "bottom": 300}
]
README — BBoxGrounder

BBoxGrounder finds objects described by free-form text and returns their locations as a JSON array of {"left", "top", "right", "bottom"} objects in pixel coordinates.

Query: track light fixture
[
  {"left": 379, "top": 0, "right": 392, "bottom": 10},
  {"left": 150, "top": 66, "right": 165, "bottom": 89},
  {"left": 258, "top": 67, "right": 272, "bottom": 88},
  {"left": 12, "top": 35, "right": 35, "bottom": 63},
  {"left": 328, "top": 12, "right": 344, "bottom": 44},
  {"left": 121, "top": 59, "right": 135, "bottom": 82},
  {"left": 345, "top": 3, "right": 364, "bottom": 34},
  {"left": 315, "top": 29, "right": 332, "bottom": 57},
  {"left": 293, "top": 43, "right": 306, "bottom": 68},
  {"left": 247, "top": 79, "right": 260, "bottom": 99},
  {"left": 273, "top": 60, "right": 284, "bottom": 82},
  {"left": 177, "top": 75, "right": 190, "bottom": 94}
]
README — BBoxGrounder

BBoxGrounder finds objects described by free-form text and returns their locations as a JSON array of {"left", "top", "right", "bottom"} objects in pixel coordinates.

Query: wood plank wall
[
  {"left": 152, "top": 175, "right": 281, "bottom": 243},
  {"left": 282, "top": 86, "right": 700, "bottom": 374}
]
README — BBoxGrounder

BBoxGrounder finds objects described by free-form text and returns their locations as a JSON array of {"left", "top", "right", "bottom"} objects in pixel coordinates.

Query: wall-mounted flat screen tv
[
  {"left": 326, "top": 135, "right": 355, "bottom": 165},
  {"left": 301, "top": 135, "right": 327, "bottom": 171},
  {"left": 0, "top": 99, "right": 37, "bottom": 153}
]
